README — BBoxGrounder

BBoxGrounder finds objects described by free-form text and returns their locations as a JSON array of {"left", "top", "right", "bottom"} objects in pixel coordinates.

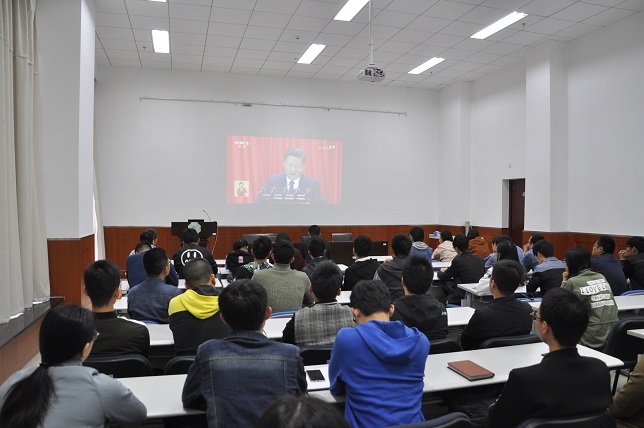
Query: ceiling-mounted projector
[{"left": 357, "top": 65, "right": 386, "bottom": 82}]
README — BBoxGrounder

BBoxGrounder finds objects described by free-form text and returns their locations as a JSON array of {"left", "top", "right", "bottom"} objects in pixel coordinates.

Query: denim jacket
[
  {"left": 182, "top": 330, "right": 307, "bottom": 427},
  {"left": 127, "top": 277, "right": 182, "bottom": 323}
]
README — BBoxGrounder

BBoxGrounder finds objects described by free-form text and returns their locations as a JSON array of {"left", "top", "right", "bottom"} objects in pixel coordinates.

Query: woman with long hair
[
  {"left": 0, "top": 304, "right": 146, "bottom": 427},
  {"left": 475, "top": 240, "right": 522, "bottom": 292}
]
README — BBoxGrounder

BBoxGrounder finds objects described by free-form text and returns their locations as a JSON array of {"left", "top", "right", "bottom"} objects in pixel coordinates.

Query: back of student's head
[
  {"left": 452, "top": 234, "right": 469, "bottom": 252},
  {"left": 275, "top": 232, "right": 291, "bottom": 243},
  {"left": 496, "top": 240, "right": 520, "bottom": 262},
  {"left": 140, "top": 228, "right": 157, "bottom": 244},
  {"left": 183, "top": 258, "right": 213, "bottom": 286},
  {"left": 533, "top": 240, "right": 555, "bottom": 258},
  {"left": 219, "top": 280, "right": 267, "bottom": 331},
  {"left": 564, "top": 247, "right": 591, "bottom": 278},
  {"left": 596, "top": 235, "right": 616, "bottom": 255},
  {"left": 310, "top": 261, "right": 342, "bottom": 301},
  {"left": 233, "top": 239, "right": 248, "bottom": 251},
  {"left": 491, "top": 259, "right": 525, "bottom": 294},
  {"left": 182, "top": 228, "right": 200, "bottom": 244},
  {"left": 256, "top": 395, "right": 350, "bottom": 428},
  {"left": 440, "top": 230, "right": 453, "bottom": 242},
  {"left": 350, "top": 280, "right": 391, "bottom": 316},
  {"left": 353, "top": 235, "right": 372, "bottom": 258},
  {"left": 252, "top": 236, "right": 273, "bottom": 260},
  {"left": 84, "top": 260, "right": 121, "bottom": 307},
  {"left": 530, "top": 234, "right": 545, "bottom": 245},
  {"left": 626, "top": 236, "right": 644, "bottom": 253},
  {"left": 143, "top": 247, "right": 169, "bottom": 276},
  {"left": 402, "top": 256, "right": 433, "bottom": 294},
  {"left": 0, "top": 304, "right": 96, "bottom": 428},
  {"left": 308, "top": 225, "right": 321, "bottom": 236},
  {"left": 308, "top": 236, "right": 326, "bottom": 258},
  {"left": 467, "top": 229, "right": 480, "bottom": 240},
  {"left": 540, "top": 288, "right": 590, "bottom": 347},
  {"left": 391, "top": 233, "right": 412, "bottom": 256},
  {"left": 134, "top": 242, "right": 151, "bottom": 253},
  {"left": 492, "top": 235, "right": 512, "bottom": 246},
  {"left": 272, "top": 240, "right": 294, "bottom": 264},
  {"left": 409, "top": 227, "right": 424, "bottom": 243}
]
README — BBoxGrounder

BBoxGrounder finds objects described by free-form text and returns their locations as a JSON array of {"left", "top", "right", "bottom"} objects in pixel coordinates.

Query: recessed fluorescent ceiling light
[
  {"left": 148, "top": 0, "right": 166, "bottom": 2},
  {"left": 408, "top": 57, "right": 445, "bottom": 75},
  {"left": 471, "top": 11, "right": 528, "bottom": 39},
  {"left": 298, "top": 44, "right": 326, "bottom": 64},
  {"left": 334, "top": 0, "right": 369, "bottom": 21},
  {"left": 151, "top": 30, "right": 170, "bottom": 53}
]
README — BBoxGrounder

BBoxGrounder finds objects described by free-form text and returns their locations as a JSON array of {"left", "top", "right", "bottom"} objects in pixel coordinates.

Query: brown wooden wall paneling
[
  {"left": 48, "top": 234, "right": 94, "bottom": 306},
  {"left": 0, "top": 318, "right": 41, "bottom": 384}
]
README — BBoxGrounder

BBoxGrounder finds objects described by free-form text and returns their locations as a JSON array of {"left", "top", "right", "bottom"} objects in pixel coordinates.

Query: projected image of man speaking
[{"left": 262, "top": 147, "right": 326, "bottom": 203}]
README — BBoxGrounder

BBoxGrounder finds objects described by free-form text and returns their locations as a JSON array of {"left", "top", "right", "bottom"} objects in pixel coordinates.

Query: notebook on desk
[{"left": 447, "top": 360, "right": 495, "bottom": 381}]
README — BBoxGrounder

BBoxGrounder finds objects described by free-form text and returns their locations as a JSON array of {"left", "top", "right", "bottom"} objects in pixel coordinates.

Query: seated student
[
  {"left": 302, "top": 236, "right": 331, "bottom": 279},
  {"left": 0, "top": 305, "right": 146, "bottom": 428},
  {"left": 235, "top": 235, "right": 272, "bottom": 280},
  {"left": 467, "top": 228, "right": 489, "bottom": 259},
  {"left": 486, "top": 288, "right": 612, "bottom": 428},
  {"left": 83, "top": 260, "right": 150, "bottom": 357},
  {"left": 391, "top": 256, "right": 448, "bottom": 341},
  {"left": 562, "top": 246, "right": 618, "bottom": 350},
  {"left": 432, "top": 230, "right": 457, "bottom": 262},
  {"left": 409, "top": 226, "right": 433, "bottom": 262},
  {"left": 300, "top": 225, "right": 332, "bottom": 263},
  {"left": 522, "top": 234, "right": 545, "bottom": 272},
  {"left": 275, "top": 232, "right": 306, "bottom": 271},
  {"left": 128, "top": 228, "right": 158, "bottom": 256},
  {"left": 484, "top": 235, "right": 525, "bottom": 269},
  {"left": 126, "top": 242, "right": 179, "bottom": 287},
  {"left": 374, "top": 233, "right": 412, "bottom": 300},
  {"left": 609, "top": 356, "right": 644, "bottom": 428},
  {"left": 282, "top": 261, "right": 354, "bottom": 346},
  {"left": 182, "top": 280, "right": 307, "bottom": 427},
  {"left": 224, "top": 239, "right": 253, "bottom": 280},
  {"left": 474, "top": 240, "right": 521, "bottom": 293},
  {"left": 253, "top": 240, "right": 313, "bottom": 312},
  {"left": 526, "top": 239, "right": 565, "bottom": 296},
  {"left": 168, "top": 258, "right": 231, "bottom": 356},
  {"left": 437, "top": 234, "right": 486, "bottom": 305},
  {"left": 591, "top": 235, "right": 628, "bottom": 295},
  {"left": 620, "top": 236, "right": 644, "bottom": 290},
  {"left": 329, "top": 280, "right": 430, "bottom": 428},
  {"left": 127, "top": 248, "right": 183, "bottom": 323},
  {"left": 460, "top": 260, "right": 533, "bottom": 350},
  {"left": 342, "top": 235, "right": 379, "bottom": 291},
  {"left": 257, "top": 396, "right": 350, "bottom": 428},
  {"left": 172, "top": 228, "right": 218, "bottom": 279}
]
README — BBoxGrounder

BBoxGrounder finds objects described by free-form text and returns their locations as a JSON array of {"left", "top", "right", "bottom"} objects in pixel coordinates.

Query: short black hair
[
  {"left": 252, "top": 236, "right": 273, "bottom": 260},
  {"left": 308, "top": 236, "right": 326, "bottom": 258},
  {"left": 272, "top": 240, "right": 295, "bottom": 264},
  {"left": 140, "top": 228, "right": 158, "bottom": 244},
  {"left": 353, "top": 235, "right": 372, "bottom": 258},
  {"left": 467, "top": 229, "right": 479, "bottom": 239},
  {"left": 540, "top": 287, "right": 590, "bottom": 347},
  {"left": 285, "top": 147, "right": 306, "bottom": 162},
  {"left": 350, "top": 280, "right": 391, "bottom": 316},
  {"left": 530, "top": 234, "right": 545, "bottom": 245},
  {"left": 440, "top": 230, "right": 453, "bottom": 242},
  {"left": 491, "top": 259, "right": 524, "bottom": 295},
  {"left": 134, "top": 242, "right": 151, "bottom": 253},
  {"left": 308, "top": 225, "right": 321, "bottom": 236},
  {"left": 402, "top": 256, "right": 433, "bottom": 294},
  {"left": 595, "top": 236, "right": 616, "bottom": 255},
  {"left": 233, "top": 239, "right": 248, "bottom": 251},
  {"left": 492, "top": 235, "right": 512, "bottom": 245},
  {"left": 533, "top": 240, "right": 555, "bottom": 258},
  {"left": 409, "top": 227, "right": 424, "bottom": 242},
  {"left": 182, "top": 228, "right": 200, "bottom": 244},
  {"left": 256, "top": 396, "right": 350, "bottom": 428},
  {"left": 310, "top": 261, "right": 342, "bottom": 302},
  {"left": 219, "top": 280, "right": 267, "bottom": 331},
  {"left": 391, "top": 233, "right": 412, "bottom": 257},
  {"left": 626, "top": 236, "right": 644, "bottom": 253},
  {"left": 564, "top": 247, "right": 591, "bottom": 278},
  {"left": 496, "top": 240, "right": 519, "bottom": 262},
  {"left": 452, "top": 234, "right": 469, "bottom": 252},
  {"left": 183, "top": 258, "right": 213, "bottom": 286},
  {"left": 275, "top": 232, "right": 291, "bottom": 243},
  {"left": 84, "top": 260, "right": 121, "bottom": 307},
  {"left": 143, "top": 248, "right": 169, "bottom": 277}
]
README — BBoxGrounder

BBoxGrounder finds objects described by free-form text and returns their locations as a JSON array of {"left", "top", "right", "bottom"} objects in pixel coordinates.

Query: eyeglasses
[
  {"left": 92, "top": 330, "right": 100, "bottom": 341},
  {"left": 530, "top": 311, "right": 541, "bottom": 321}
]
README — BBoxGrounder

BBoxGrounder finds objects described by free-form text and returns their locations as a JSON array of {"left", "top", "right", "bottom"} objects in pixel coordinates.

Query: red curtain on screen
[{"left": 226, "top": 136, "right": 342, "bottom": 204}]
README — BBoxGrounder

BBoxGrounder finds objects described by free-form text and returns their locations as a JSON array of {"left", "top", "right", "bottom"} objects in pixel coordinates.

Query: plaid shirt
[{"left": 294, "top": 302, "right": 354, "bottom": 346}]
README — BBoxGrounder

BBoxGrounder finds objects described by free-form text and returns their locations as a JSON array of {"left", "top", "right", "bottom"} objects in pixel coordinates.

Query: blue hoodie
[{"left": 329, "top": 320, "right": 430, "bottom": 428}]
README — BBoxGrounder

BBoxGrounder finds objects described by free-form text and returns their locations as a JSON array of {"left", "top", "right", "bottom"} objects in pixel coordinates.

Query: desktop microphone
[
  {"left": 304, "top": 188, "right": 311, "bottom": 202},
  {"left": 257, "top": 187, "right": 265, "bottom": 196},
  {"left": 269, "top": 187, "right": 276, "bottom": 197},
  {"left": 202, "top": 210, "right": 212, "bottom": 222},
  {"left": 281, "top": 187, "right": 288, "bottom": 198}
]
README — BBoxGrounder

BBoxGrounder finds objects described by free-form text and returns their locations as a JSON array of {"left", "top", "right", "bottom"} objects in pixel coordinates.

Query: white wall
[{"left": 94, "top": 68, "right": 438, "bottom": 227}]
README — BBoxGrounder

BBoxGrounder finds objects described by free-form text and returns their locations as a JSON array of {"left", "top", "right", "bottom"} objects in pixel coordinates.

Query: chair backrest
[
  {"left": 604, "top": 317, "right": 644, "bottom": 365},
  {"left": 270, "top": 311, "right": 296, "bottom": 318},
  {"left": 332, "top": 232, "right": 352, "bottom": 242},
  {"left": 299, "top": 345, "right": 333, "bottom": 365},
  {"left": 516, "top": 410, "right": 615, "bottom": 428},
  {"left": 389, "top": 412, "right": 472, "bottom": 428},
  {"left": 429, "top": 338, "right": 463, "bottom": 355},
  {"left": 479, "top": 334, "right": 541, "bottom": 349},
  {"left": 83, "top": 354, "right": 152, "bottom": 378},
  {"left": 621, "top": 290, "right": 644, "bottom": 296},
  {"left": 164, "top": 355, "right": 196, "bottom": 375}
]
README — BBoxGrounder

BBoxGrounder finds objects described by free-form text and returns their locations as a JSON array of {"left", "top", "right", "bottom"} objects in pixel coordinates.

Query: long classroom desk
[
  {"left": 118, "top": 342, "right": 622, "bottom": 419},
  {"left": 526, "top": 294, "right": 644, "bottom": 312}
]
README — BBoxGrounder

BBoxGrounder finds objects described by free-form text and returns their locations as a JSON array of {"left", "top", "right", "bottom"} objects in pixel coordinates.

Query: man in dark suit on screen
[{"left": 260, "top": 147, "right": 326, "bottom": 203}]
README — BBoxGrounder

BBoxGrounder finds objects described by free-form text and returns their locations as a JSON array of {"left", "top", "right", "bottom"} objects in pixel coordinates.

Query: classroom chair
[
  {"left": 388, "top": 411, "right": 472, "bottom": 427},
  {"left": 603, "top": 317, "right": 644, "bottom": 394},
  {"left": 479, "top": 334, "right": 541, "bottom": 349},
  {"left": 164, "top": 355, "right": 196, "bottom": 375},
  {"left": 299, "top": 345, "right": 333, "bottom": 365},
  {"left": 516, "top": 410, "right": 615, "bottom": 428},
  {"left": 83, "top": 354, "right": 152, "bottom": 378},
  {"left": 428, "top": 337, "right": 462, "bottom": 355}
]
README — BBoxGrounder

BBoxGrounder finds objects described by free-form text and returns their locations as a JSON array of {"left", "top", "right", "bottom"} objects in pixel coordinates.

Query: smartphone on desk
[{"left": 307, "top": 369, "right": 325, "bottom": 382}]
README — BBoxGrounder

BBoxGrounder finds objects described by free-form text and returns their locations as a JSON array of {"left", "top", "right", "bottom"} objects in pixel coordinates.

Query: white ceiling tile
[
  {"left": 480, "top": 0, "right": 532, "bottom": 11},
  {"left": 170, "top": 19, "right": 209, "bottom": 34},
  {"left": 336, "top": 46, "right": 368, "bottom": 58},
  {"left": 372, "top": 10, "right": 419, "bottom": 28},
  {"left": 280, "top": 29, "right": 320, "bottom": 44},
  {"left": 407, "top": 15, "right": 453, "bottom": 32},
  {"left": 318, "top": 65, "right": 351, "bottom": 75},
  {"left": 295, "top": 1, "right": 342, "bottom": 19},
  {"left": 255, "top": 0, "right": 302, "bottom": 14},
  {"left": 240, "top": 38, "right": 277, "bottom": 50},
  {"left": 105, "top": 50, "right": 140, "bottom": 60},
  {"left": 133, "top": 29, "right": 152, "bottom": 41},
  {"left": 390, "top": 29, "right": 433, "bottom": 43},
  {"left": 135, "top": 41, "right": 154, "bottom": 52},
  {"left": 482, "top": 41, "right": 524, "bottom": 55},
  {"left": 397, "top": 53, "right": 435, "bottom": 66},
  {"left": 441, "top": 48, "right": 476, "bottom": 60},
  {"left": 96, "top": 13, "right": 132, "bottom": 28},
  {"left": 173, "top": 0, "right": 214, "bottom": 5},
  {"left": 110, "top": 59, "right": 142, "bottom": 68},
  {"left": 101, "top": 39, "right": 138, "bottom": 51},
  {"left": 207, "top": 23, "right": 247, "bottom": 37},
  {"left": 171, "top": 32, "right": 207, "bottom": 45},
  {"left": 461, "top": 71, "right": 489, "bottom": 80},
  {"left": 426, "top": 1, "right": 477, "bottom": 19},
  {"left": 617, "top": 0, "right": 644, "bottom": 11},
  {"left": 211, "top": 0, "right": 254, "bottom": 9},
  {"left": 172, "top": 54, "right": 204, "bottom": 64},
  {"left": 171, "top": 43, "right": 205, "bottom": 55},
  {"left": 313, "top": 73, "right": 342, "bottom": 81},
  {"left": 325, "top": 56, "right": 362, "bottom": 67},
  {"left": 262, "top": 61, "right": 295, "bottom": 70},
  {"left": 96, "top": 0, "right": 127, "bottom": 14},
  {"left": 583, "top": 6, "right": 635, "bottom": 26},
  {"left": 406, "top": 44, "right": 444, "bottom": 57},
  {"left": 210, "top": 8, "right": 252, "bottom": 25},
  {"left": 491, "top": 55, "right": 524, "bottom": 66},
  {"left": 96, "top": 26, "right": 134, "bottom": 40},
  {"left": 439, "top": 20, "right": 482, "bottom": 37},
  {"left": 290, "top": 63, "right": 323, "bottom": 73},
  {"left": 236, "top": 49, "right": 271, "bottom": 60},
  {"left": 525, "top": 17, "right": 575, "bottom": 34},
  {"left": 97, "top": 57, "right": 112, "bottom": 66},
  {"left": 551, "top": 2, "right": 608, "bottom": 21},
  {"left": 555, "top": 21, "right": 602, "bottom": 38},
  {"left": 248, "top": 11, "right": 292, "bottom": 28},
  {"left": 465, "top": 51, "right": 502, "bottom": 63},
  {"left": 519, "top": 0, "right": 575, "bottom": 16},
  {"left": 450, "top": 60, "right": 483, "bottom": 71},
  {"left": 142, "top": 61, "right": 172, "bottom": 69},
  {"left": 582, "top": 0, "right": 623, "bottom": 6},
  {"left": 322, "top": 20, "right": 366, "bottom": 36},
  {"left": 244, "top": 25, "right": 285, "bottom": 41},
  {"left": 204, "top": 46, "right": 238, "bottom": 57},
  {"left": 475, "top": 63, "right": 503, "bottom": 73},
  {"left": 125, "top": 0, "right": 168, "bottom": 18},
  {"left": 286, "top": 16, "right": 330, "bottom": 32},
  {"left": 229, "top": 66, "right": 260, "bottom": 75},
  {"left": 371, "top": 50, "right": 401, "bottom": 62},
  {"left": 201, "top": 65, "right": 232, "bottom": 73},
  {"left": 172, "top": 63, "right": 202, "bottom": 71},
  {"left": 423, "top": 33, "right": 464, "bottom": 47},
  {"left": 272, "top": 41, "right": 310, "bottom": 54},
  {"left": 383, "top": 61, "right": 421, "bottom": 72},
  {"left": 451, "top": 38, "right": 495, "bottom": 51},
  {"left": 386, "top": 0, "right": 436, "bottom": 14},
  {"left": 267, "top": 51, "right": 300, "bottom": 62},
  {"left": 206, "top": 35, "right": 243, "bottom": 48},
  {"left": 169, "top": 3, "right": 212, "bottom": 21},
  {"left": 233, "top": 58, "right": 266, "bottom": 68},
  {"left": 377, "top": 40, "right": 416, "bottom": 54},
  {"left": 356, "top": 25, "right": 401, "bottom": 39},
  {"left": 258, "top": 68, "right": 289, "bottom": 77},
  {"left": 139, "top": 51, "right": 171, "bottom": 61},
  {"left": 96, "top": 48, "right": 108, "bottom": 58},
  {"left": 460, "top": 6, "right": 514, "bottom": 25},
  {"left": 202, "top": 56, "right": 234, "bottom": 66},
  {"left": 500, "top": 30, "right": 547, "bottom": 45},
  {"left": 130, "top": 15, "right": 169, "bottom": 30}
]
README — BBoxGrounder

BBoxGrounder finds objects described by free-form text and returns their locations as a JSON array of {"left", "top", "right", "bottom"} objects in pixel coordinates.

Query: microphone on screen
[
  {"left": 304, "top": 188, "right": 312, "bottom": 201},
  {"left": 282, "top": 187, "right": 288, "bottom": 199},
  {"left": 269, "top": 187, "right": 276, "bottom": 197},
  {"left": 257, "top": 187, "right": 266, "bottom": 197}
]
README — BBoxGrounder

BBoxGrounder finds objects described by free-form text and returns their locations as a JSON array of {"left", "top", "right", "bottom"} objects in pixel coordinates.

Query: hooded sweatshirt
[
  {"left": 329, "top": 320, "right": 430, "bottom": 428},
  {"left": 168, "top": 285, "right": 231, "bottom": 355},
  {"left": 410, "top": 242, "right": 433, "bottom": 263},
  {"left": 374, "top": 257, "right": 408, "bottom": 300}
]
